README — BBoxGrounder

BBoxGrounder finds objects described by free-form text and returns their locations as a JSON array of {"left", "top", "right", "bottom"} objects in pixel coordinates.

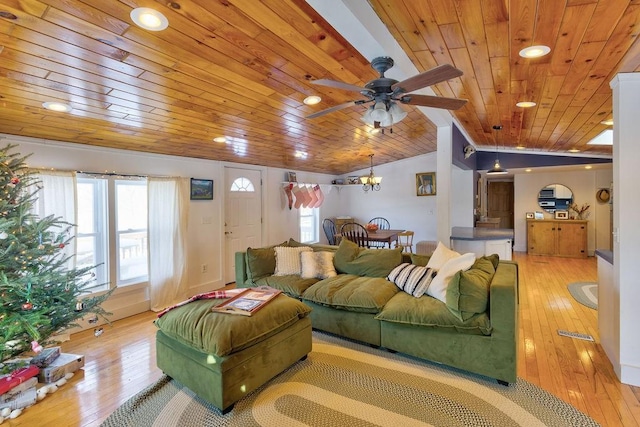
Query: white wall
[
  {"left": 326, "top": 153, "right": 440, "bottom": 245},
  {"left": 512, "top": 168, "right": 613, "bottom": 254}
]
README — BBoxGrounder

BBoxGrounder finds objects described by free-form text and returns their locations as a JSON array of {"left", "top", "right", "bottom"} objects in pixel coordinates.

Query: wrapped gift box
[
  {"left": 30, "top": 346, "right": 61, "bottom": 368},
  {"left": 0, "top": 365, "right": 39, "bottom": 395},
  {"left": 38, "top": 353, "right": 84, "bottom": 384},
  {"left": 0, "top": 377, "right": 37, "bottom": 410}
]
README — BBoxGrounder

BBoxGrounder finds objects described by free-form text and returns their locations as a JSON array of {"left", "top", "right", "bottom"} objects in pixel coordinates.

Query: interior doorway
[{"left": 487, "top": 181, "right": 514, "bottom": 229}]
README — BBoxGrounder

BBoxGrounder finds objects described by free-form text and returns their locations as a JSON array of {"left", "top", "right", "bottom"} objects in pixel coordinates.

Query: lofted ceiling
[{"left": 0, "top": 0, "right": 636, "bottom": 175}]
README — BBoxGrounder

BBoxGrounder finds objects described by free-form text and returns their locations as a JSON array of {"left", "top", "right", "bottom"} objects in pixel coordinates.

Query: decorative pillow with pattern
[
  {"left": 387, "top": 263, "right": 437, "bottom": 298},
  {"left": 274, "top": 246, "right": 313, "bottom": 276},
  {"left": 300, "top": 251, "right": 337, "bottom": 279}
]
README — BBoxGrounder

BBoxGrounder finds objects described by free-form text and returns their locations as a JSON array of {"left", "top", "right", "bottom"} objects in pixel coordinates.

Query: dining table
[{"left": 363, "top": 229, "right": 405, "bottom": 248}]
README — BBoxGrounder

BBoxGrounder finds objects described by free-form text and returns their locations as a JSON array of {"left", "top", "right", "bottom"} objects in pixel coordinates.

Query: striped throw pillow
[{"left": 387, "top": 263, "right": 437, "bottom": 297}]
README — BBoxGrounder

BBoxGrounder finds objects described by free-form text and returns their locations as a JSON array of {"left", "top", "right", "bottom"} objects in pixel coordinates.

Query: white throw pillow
[
  {"left": 274, "top": 246, "right": 312, "bottom": 275},
  {"left": 301, "top": 251, "right": 337, "bottom": 279},
  {"left": 426, "top": 242, "right": 461, "bottom": 271},
  {"left": 426, "top": 252, "right": 476, "bottom": 302},
  {"left": 387, "top": 263, "right": 437, "bottom": 298}
]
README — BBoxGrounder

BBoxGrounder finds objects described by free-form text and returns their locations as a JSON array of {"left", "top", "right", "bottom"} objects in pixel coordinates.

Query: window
[
  {"left": 76, "top": 175, "right": 148, "bottom": 291},
  {"left": 299, "top": 206, "right": 319, "bottom": 244},
  {"left": 230, "top": 177, "right": 255, "bottom": 192}
]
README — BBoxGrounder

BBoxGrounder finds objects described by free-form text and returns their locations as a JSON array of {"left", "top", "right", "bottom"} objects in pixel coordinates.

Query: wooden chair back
[
  {"left": 340, "top": 222, "right": 370, "bottom": 248},
  {"left": 395, "top": 231, "right": 415, "bottom": 253},
  {"left": 322, "top": 218, "right": 337, "bottom": 245}
]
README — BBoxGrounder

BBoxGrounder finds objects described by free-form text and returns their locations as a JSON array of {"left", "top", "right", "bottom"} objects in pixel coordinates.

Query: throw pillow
[
  {"left": 301, "top": 251, "right": 337, "bottom": 279},
  {"left": 274, "top": 246, "right": 312, "bottom": 276},
  {"left": 446, "top": 256, "right": 497, "bottom": 321},
  {"left": 245, "top": 241, "right": 287, "bottom": 280},
  {"left": 426, "top": 252, "right": 476, "bottom": 302},
  {"left": 387, "top": 263, "right": 437, "bottom": 297},
  {"left": 333, "top": 238, "right": 361, "bottom": 273},
  {"left": 426, "top": 242, "right": 461, "bottom": 270},
  {"left": 341, "top": 247, "right": 404, "bottom": 278}
]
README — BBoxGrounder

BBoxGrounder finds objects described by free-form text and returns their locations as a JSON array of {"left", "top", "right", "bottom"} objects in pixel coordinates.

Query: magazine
[{"left": 211, "top": 286, "right": 281, "bottom": 316}]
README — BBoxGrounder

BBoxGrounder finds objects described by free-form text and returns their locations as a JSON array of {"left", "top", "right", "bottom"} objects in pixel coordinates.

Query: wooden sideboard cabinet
[{"left": 526, "top": 219, "right": 588, "bottom": 258}]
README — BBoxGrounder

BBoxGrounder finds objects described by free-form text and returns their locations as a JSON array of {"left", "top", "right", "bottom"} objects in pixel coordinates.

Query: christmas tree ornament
[
  {"left": 75, "top": 301, "right": 84, "bottom": 312},
  {"left": 88, "top": 315, "right": 98, "bottom": 324},
  {"left": 58, "top": 243, "right": 65, "bottom": 249},
  {"left": 0, "top": 231, "right": 7, "bottom": 239},
  {"left": 22, "top": 301, "right": 33, "bottom": 310},
  {"left": 94, "top": 327, "right": 103, "bottom": 337},
  {"left": 10, "top": 176, "right": 19, "bottom": 184}
]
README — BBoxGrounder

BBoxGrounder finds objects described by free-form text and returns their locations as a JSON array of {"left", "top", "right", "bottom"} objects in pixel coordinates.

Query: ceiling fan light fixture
[
  {"left": 370, "top": 101, "right": 389, "bottom": 122},
  {"left": 130, "top": 8, "right": 168, "bottom": 31},
  {"left": 213, "top": 136, "right": 226, "bottom": 143},
  {"left": 389, "top": 102, "right": 407, "bottom": 123},
  {"left": 519, "top": 45, "right": 551, "bottom": 58},
  {"left": 361, "top": 107, "right": 375, "bottom": 126}
]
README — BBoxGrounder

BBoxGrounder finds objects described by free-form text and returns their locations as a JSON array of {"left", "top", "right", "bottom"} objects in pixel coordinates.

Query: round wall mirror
[{"left": 537, "top": 184, "right": 573, "bottom": 213}]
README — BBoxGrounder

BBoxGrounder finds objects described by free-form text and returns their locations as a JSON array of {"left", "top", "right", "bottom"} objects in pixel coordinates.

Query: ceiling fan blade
[
  {"left": 311, "top": 79, "right": 373, "bottom": 93},
  {"left": 400, "top": 94, "right": 467, "bottom": 110},
  {"left": 306, "top": 101, "right": 359, "bottom": 119},
  {"left": 392, "top": 64, "right": 463, "bottom": 94}
]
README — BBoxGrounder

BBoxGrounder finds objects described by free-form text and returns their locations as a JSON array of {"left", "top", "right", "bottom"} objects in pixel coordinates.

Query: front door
[{"left": 224, "top": 167, "right": 262, "bottom": 284}]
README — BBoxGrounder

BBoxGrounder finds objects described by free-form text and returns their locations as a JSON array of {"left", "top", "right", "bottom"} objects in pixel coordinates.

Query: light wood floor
[{"left": 9, "top": 253, "right": 640, "bottom": 426}]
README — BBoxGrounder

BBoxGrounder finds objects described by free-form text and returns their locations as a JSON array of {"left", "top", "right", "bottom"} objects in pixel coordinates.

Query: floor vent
[{"left": 557, "top": 329, "right": 594, "bottom": 342}]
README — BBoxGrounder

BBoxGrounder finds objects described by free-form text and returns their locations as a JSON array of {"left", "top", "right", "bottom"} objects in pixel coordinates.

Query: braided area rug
[
  {"left": 567, "top": 282, "right": 598, "bottom": 310},
  {"left": 101, "top": 332, "right": 599, "bottom": 427}
]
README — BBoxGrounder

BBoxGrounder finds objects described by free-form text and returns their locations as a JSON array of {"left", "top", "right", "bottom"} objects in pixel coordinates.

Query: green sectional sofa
[{"left": 235, "top": 238, "right": 518, "bottom": 384}]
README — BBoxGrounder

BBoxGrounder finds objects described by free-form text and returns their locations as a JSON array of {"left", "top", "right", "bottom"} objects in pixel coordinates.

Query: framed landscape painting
[{"left": 190, "top": 178, "right": 213, "bottom": 200}]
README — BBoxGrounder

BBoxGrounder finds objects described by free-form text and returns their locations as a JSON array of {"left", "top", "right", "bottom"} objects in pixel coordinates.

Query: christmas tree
[{"left": 0, "top": 144, "right": 113, "bottom": 367}]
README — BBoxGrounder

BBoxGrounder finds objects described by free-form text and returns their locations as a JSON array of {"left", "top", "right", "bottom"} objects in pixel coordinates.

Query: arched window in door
[{"left": 230, "top": 177, "right": 255, "bottom": 192}]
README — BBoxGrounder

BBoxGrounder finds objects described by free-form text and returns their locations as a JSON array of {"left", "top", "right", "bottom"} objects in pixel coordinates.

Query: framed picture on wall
[
  {"left": 416, "top": 172, "right": 436, "bottom": 196},
  {"left": 526, "top": 212, "right": 534, "bottom": 219},
  {"left": 190, "top": 178, "right": 213, "bottom": 200}
]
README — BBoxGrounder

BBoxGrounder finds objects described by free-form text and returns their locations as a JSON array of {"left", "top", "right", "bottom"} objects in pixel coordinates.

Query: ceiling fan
[{"left": 307, "top": 57, "right": 467, "bottom": 127}]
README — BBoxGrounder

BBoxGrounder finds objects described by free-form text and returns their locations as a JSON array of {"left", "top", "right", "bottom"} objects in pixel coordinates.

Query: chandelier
[{"left": 360, "top": 154, "right": 382, "bottom": 192}]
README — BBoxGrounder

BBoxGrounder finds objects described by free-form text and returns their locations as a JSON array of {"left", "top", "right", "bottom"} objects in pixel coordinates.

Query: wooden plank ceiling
[{"left": 0, "top": 0, "right": 637, "bottom": 175}]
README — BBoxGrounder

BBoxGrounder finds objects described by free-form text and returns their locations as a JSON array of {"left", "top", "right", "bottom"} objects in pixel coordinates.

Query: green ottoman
[{"left": 155, "top": 294, "right": 312, "bottom": 413}]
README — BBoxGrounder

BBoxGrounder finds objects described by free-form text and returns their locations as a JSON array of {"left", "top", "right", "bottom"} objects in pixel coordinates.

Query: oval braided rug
[{"left": 102, "top": 332, "right": 599, "bottom": 427}]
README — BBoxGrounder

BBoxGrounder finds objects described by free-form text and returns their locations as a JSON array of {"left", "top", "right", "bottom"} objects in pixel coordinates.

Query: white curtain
[
  {"left": 31, "top": 170, "right": 77, "bottom": 269},
  {"left": 148, "top": 177, "right": 189, "bottom": 311}
]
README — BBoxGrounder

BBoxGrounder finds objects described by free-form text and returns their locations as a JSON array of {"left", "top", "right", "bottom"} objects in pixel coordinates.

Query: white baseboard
[{"left": 621, "top": 364, "right": 640, "bottom": 387}]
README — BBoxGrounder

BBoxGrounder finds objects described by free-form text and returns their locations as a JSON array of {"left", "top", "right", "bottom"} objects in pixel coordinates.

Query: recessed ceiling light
[
  {"left": 130, "top": 8, "right": 168, "bottom": 31},
  {"left": 568, "top": 148, "right": 580, "bottom": 153},
  {"left": 303, "top": 95, "right": 321, "bottom": 105},
  {"left": 516, "top": 145, "right": 525, "bottom": 150},
  {"left": 516, "top": 101, "right": 537, "bottom": 108},
  {"left": 519, "top": 45, "right": 551, "bottom": 58},
  {"left": 213, "top": 136, "right": 226, "bottom": 143},
  {"left": 525, "top": 168, "right": 532, "bottom": 172},
  {"left": 585, "top": 165, "right": 592, "bottom": 169},
  {"left": 294, "top": 151, "right": 308, "bottom": 159},
  {"left": 600, "top": 119, "right": 614, "bottom": 126},
  {"left": 42, "top": 102, "right": 72, "bottom": 112}
]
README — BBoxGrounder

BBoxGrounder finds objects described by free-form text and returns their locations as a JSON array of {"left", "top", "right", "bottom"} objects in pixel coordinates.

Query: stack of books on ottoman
[{"left": 1, "top": 347, "right": 85, "bottom": 414}]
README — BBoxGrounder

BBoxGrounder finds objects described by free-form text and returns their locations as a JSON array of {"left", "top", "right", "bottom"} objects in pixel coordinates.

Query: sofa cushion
[
  {"left": 253, "top": 275, "right": 319, "bottom": 298},
  {"left": 289, "top": 238, "right": 338, "bottom": 253},
  {"left": 446, "top": 256, "right": 498, "bottom": 321},
  {"left": 302, "top": 274, "right": 399, "bottom": 313},
  {"left": 410, "top": 253, "right": 431, "bottom": 266},
  {"left": 245, "top": 242, "right": 287, "bottom": 281},
  {"left": 375, "top": 292, "right": 492, "bottom": 335},
  {"left": 274, "top": 246, "right": 312, "bottom": 276},
  {"left": 334, "top": 239, "right": 403, "bottom": 277},
  {"left": 387, "top": 263, "right": 436, "bottom": 297},
  {"left": 426, "top": 252, "right": 476, "bottom": 302},
  {"left": 155, "top": 294, "right": 312, "bottom": 357},
  {"left": 301, "top": 251, "right": 337, "bottom": 279}
]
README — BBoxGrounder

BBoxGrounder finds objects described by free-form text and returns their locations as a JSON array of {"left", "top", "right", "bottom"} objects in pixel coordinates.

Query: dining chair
[
  {"left": 340, "top": 222, "right": 370, "bottom": 248},
  {"left": 395, "top": 231, "right": 415, "bottom": 253},
  {"left": 322, "top": 218, "right": 337, "bottom": 245},
  {"left": 368, "top": 217, "right": 390, "bottom": 248}
]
